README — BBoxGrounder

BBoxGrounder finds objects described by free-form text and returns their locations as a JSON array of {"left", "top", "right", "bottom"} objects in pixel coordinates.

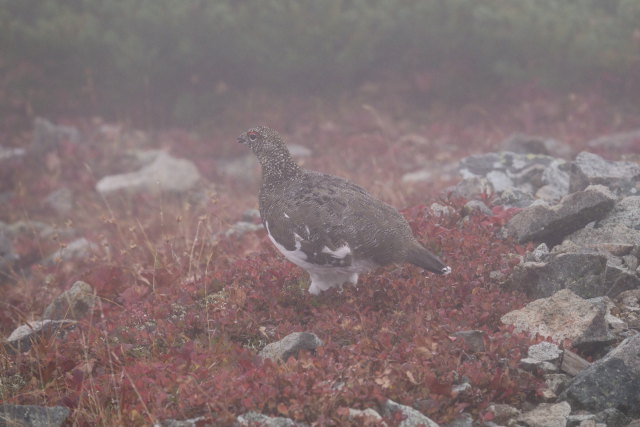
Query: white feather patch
[{"left": 321, "top": 244, "right": 351, "bottom": 259}]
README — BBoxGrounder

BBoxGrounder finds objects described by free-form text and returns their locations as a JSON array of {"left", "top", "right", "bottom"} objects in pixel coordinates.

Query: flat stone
[
  {"left": 501, "top": 289, "right": 613, "bottom": 346},
  {"left": 561, "top": 334, "right": 640, "bottom": 417},
  {"left": 505, "top": 185, "right": 616, "bottom": 245},
  {"left": 528, "top": 342, "right": 562, "bottom": 362},
  {"left": 569, "top": 151, "right": 640, "bottom": 193},
  {"left": 0, "top": 404, "right": 70, "bottom": 427},
  {"left": 517, "top": 401, "right": 571, "bottom": 427},
  {"left": 42, "top": 280, "right": 96, "bottom": 321},
  {"left": 382, "top": 399, "right": 439, "bottom": 427},
  {"left": 96, "top": 152, "right": 201, "bottom": 196},
  {"left": 258, "top": 332, "right": 323, "bottom": 362}
]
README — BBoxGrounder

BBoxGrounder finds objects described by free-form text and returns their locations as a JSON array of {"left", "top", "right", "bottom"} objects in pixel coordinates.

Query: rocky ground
[{"left": 1, "top": 99, "right": 640, "bottom": 425}]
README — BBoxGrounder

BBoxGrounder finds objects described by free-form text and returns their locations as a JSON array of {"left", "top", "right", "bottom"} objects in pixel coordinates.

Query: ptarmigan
[{"left": 238, "top": 126, "right": 451, "bottom": 295}]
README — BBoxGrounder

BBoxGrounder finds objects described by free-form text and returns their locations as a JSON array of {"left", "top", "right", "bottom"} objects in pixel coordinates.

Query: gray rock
[
  {"left": 505, "top": 185, "right": 616, "bottom": 245},
  {"left": 508, "top": 253, "right": 612, "bottom": 299},
  {"left": 382, "top": 399, "right": 439, "bottom": 427},
  {"left": 563, "top": 224, "right": 640, "bottom": 253},
  {"left": 221, "top": 221, "right": 264, "bottom": 239},
  {"left": 0, "top": 404, "right": 70, "bottom": 427},
  {"left": 598, "top": 196, "right": 640, "bottom": 230},
  {"left": 42, "top": 280, "right": 96, "bottom": 321},
  {"left": 402, "top": 169, "right": 433, "bottom": 184},
  {"left": 501, "top": 289, "right": 613, "bottom": 346},
  {"left": 44, "top": 187, "right": 73, "bottom": 215},
  {"left": 594, "top": 408, "right": 631, "bottom": 427},
  {"left": 569, "top": 151, "right": 640, "bottom": 193},
  {"left": 258, "top": 332, "right": 323, "bottom": 362},
  {"left": 545, "top": 373, "right": 571, "bottom": 394},
  {"left": 502, "top": 133, "right": 572, "bottom": 158},
  {"left": 486, "top": 403, "right": 520, "bottom": 424},
  {"left": 43, "top": 237, "right": 99, "bottom": 266},
  {"left": 452, "top": 330, "right": 485, "bottom": 353},
  {"left": 234, "top": 411, "right": 307, "bottom": 427},
  {"left": 566, "top": 413, "right": 596, "bottom": 427},
  {"left": 528, "top": 342, "right": 562, "bottom": 362},
  {"left": 347, "top": 408, "right": 386, "bottom": 425},
  {"left": 462, "top": 200, "right": 492, "bottom": 216},
  {"left": 537, "top": 159, "right": 571, "bottom": 202},
  {"left": 517, "top": 401, "right": 571, "bottom": 427},
  {"left": 0, "top": 146, "right": 26, "bottom": 162},
  {"left": 486, "top": 170, "right": 514, "bottom": 193},
  {"left": 523, "top": 243, "right": 550, "bottom": 263},
  {"left": 444, "top": 412, "right": 473, "bottom": 427},
  {"left": 520, "top": 358, "right": 558, "bottom": 373},
  {"left": 587, "top": 129, "right": 640, "bottom": 150},
  {"left": 4, "top": 319, "right": 76, "bottom": 353},
  {"left": 451, "top": 382, "right": 472, "bottom": 394},
  {"left": 493, "top": 187, "right": 535, "bottom": 208},
  {"left": 561, "top": 333, "right": 640, "bottom": 417},
  {"left": 218, "top": 154, "right": 258, "bottom": 183},
  {"left": 447, "top": 177, "right": 492, "bottom": 200},
  {"left": 96, "top": 152, "right": 201, "bottom": 196},
  {"left": 155, "top": 416, "right": 206, "bottom": 427},
  {"left": 31, "top": 117, "right": 80, "bottom": 153},
  {"left": 429, "top": 203, "right": 455, "bottom": 218}
]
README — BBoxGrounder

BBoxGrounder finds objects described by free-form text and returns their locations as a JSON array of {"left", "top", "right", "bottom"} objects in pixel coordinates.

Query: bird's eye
[{"left": 248, "top": 131, "right": 259, "bottom": 142}]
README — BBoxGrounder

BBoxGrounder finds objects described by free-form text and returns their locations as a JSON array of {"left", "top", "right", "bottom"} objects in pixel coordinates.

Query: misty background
[{"left": 1, "top": 0, "right": 639, "bottom": 129}]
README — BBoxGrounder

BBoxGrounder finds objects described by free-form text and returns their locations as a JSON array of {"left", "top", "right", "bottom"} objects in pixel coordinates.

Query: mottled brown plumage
[{"left": 238, "top": 126, "right": 450, "bottom": 294}]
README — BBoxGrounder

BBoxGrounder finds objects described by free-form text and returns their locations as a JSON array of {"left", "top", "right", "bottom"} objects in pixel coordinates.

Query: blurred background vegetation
[{"left": 1, "top": 0, "right": 639, "bottom": 127}]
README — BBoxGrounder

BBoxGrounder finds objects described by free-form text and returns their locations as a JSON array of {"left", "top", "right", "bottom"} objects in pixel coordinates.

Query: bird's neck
[{"left": 257, "top": 147, "right": 302, "bottom": 189}]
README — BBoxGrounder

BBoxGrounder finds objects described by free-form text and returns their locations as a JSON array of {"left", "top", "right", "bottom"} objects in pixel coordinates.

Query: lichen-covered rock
[
  {"left": 501, "top": 133, "right": 572, "bottom": 158},
  {"left": 569, "top": 151, "right": 640, "bottom": 194},
  {"left": 507, "top": 252, "right": 609, "bottom": 299},
  {"left": 501, "top": 289, "right": 613, "bottom": 346},
  {"left": 382, "top": 399, "right": 439, "bottom": 427},
  {"left": 517, "top": 401, "right": 571, "bottom": 427},
  {"left": 42, "top": 280, "right": 96, "bottom": 321},
  {"left": 42, "top": 237, "right": 99, "bottom": 266},
  {"left": 0, "top": 404, "right": 70, "bottom": 427},
  {"left": 561, "top": 334, "right": 640, "bottom": 417},
  {"left": 258, "top": 332, "right": 323, "bottom": 362},
  {"left": 505, "top": 185, "right": 616, "bottom": 245},
  {"left": 347, "top": 408, "right": 386, "bottom": 425},
  {"left": 96, "top": 152, "right": 202, "bottom": 196}
]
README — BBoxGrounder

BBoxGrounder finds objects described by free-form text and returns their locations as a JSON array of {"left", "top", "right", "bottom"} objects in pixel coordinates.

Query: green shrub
[{"left": 1, "top": 0, "right": 638, "bottom": 125}]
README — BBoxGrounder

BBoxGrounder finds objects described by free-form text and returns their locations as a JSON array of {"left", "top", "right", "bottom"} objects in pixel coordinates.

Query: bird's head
[{"left": 237, "top": 126, "right": 286, "bottom": 157}]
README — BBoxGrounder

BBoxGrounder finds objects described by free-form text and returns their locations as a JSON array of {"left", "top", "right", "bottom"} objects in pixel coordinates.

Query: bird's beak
[{"left": 237, "top": 135, "right": 247, "bottom": 144}]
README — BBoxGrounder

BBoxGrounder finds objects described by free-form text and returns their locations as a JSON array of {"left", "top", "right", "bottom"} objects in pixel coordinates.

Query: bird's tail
[{"left": 407, "top": 243, "right": 451, "bottom": 275}]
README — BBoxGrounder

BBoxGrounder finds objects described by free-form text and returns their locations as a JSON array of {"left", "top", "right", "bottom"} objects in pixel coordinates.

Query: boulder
[
  {"left": 96, "top": 152, "right": 202, "bottom": 196},
  {"left": 0, "top": 404, "right": 70, "bottom": 427},
  {"left": 505, "top": 185, "right": 616, "bottom": 245},
  {"left": 598, "top": 196, "right": 640, "bottom": 230},
  {"left": 258, "top": 332, "right": 323, "bottom": 362},
  {"left": 347, "top": 408, "right": 386, "bottom": 425},
  {"left": 4, "top": 320, "right": 76, "bottom": 353},
  {"left": 42, "top": 280, "right": 96, "bottom": 321},
  {"left": 501, "top": 289, "right": 613, "bottom": 346},
  {"left": 42, "top": 237, "right": 99, "bottom": 266},
  {"left": 382, "top": 399, "right": 439, "bottom": 427},
  {"left": 517, "top": 401, "right": 571, "bottom": 427},
  {"left": 561, "top": 334, "right": 640, "bottom": 417},
  {"left": 486, "top": 403, "right": 521, "bottom": 425},
  {"left": 508, "top": 253, "right": 607, "bottom": 299},
  {"left": 569, "top": 151, "right": 640, "bottom": 194}
]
